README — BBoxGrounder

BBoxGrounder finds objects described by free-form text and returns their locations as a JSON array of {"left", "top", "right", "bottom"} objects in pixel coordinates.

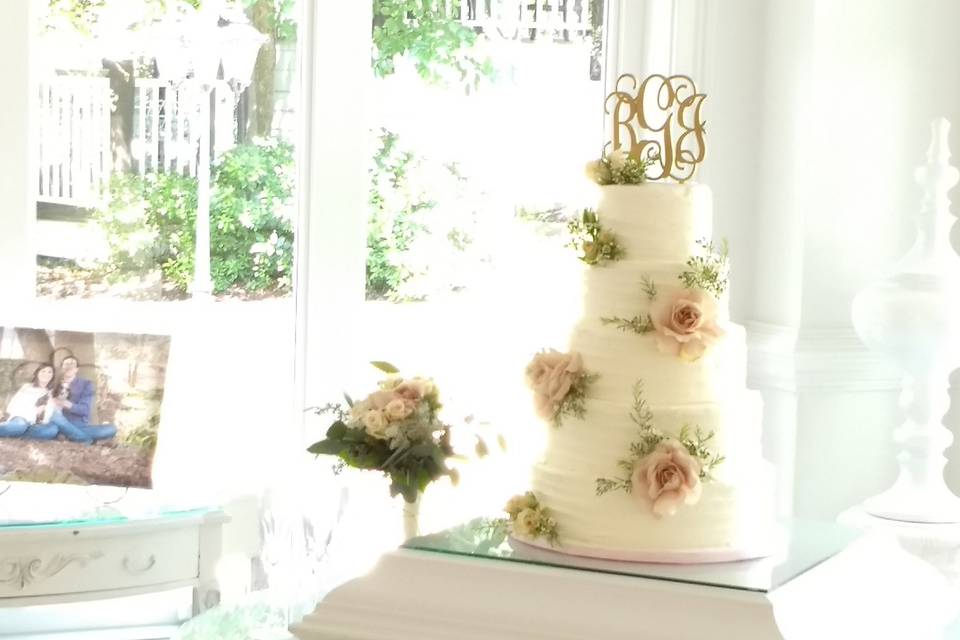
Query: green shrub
[
  {"left": 95, "top": 138, "right": 295, "bottom": 296},
  {"left": 122, "top": 421, "right": 159, "bottom": 452},
  {"left": 366, "top": 129, "right": 432, "bottom": 300},
  {"left": 372, "top": 0, "right": 495, "bottom": 86},
  {"left": 366, "top": 129, "right": 491, "bottom": 301}
]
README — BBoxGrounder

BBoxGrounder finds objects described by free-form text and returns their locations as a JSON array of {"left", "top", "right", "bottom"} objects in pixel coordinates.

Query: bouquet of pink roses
[{"left": 307, "top": 362, "right": 458, "bottom": 504}]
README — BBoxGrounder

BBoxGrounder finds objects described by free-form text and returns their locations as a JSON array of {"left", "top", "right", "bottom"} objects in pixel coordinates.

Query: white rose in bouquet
[
  {"left": 363, "top": 409, "right": 390, "bottom": 439},
  {"left": 386, "top": 398, "right": 414, "bottom": 421}
]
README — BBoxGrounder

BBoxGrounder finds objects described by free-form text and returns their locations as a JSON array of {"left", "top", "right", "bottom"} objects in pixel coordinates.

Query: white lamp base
[
  {"left": 863, "top": 483, "right": 960, "bottom": 524},
  {"left": 839, "top": 505, "right": 960, "bottom": 590}
]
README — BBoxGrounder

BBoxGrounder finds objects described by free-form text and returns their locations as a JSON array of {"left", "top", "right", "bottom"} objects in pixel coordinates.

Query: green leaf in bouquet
[
  {"left": 326, "top": 420, "right": 348, "bottom": 439},
  {"left": 306, "top": 438, "right": 345, "bottom": 456},
  {"left": 409, "top": 442, "right": 441, "bottom": 460},
  {"left": 406, "top": 442, "right": 447, "bottom": 468},
  {"left": 370, "top": 361, "right": 400, "bottom": 374},
  {"left": 343, "top": 392, "right": 354, "bottom": 408},
  {"left": 398, "top": 480, "right": 419, "bottom": 504},
  {"left": 415, "top": 467, "right": 433, "bottom": 492},
  {"left": 389, "top": 470, "right": 418, "bottom": 503},
  {"left": 382, "top": 442, "right": 418, "bottom": 469},
  {"left": 387, "top": 477, "right": 403, "bottom": 499},
  {"left": 342, "top": 444, "right": 389, "bottom": 470},
  {"left": 341, "top": 427, "right": 369, "bottom": 443}
]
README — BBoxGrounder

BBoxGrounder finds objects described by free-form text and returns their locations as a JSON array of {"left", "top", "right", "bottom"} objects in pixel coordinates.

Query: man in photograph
[
  {"left": 48, "top": 355, "right": 116, "bottom": 443},
  {"left": 53, "top": 356, "right": 93, "bottom": 424}
]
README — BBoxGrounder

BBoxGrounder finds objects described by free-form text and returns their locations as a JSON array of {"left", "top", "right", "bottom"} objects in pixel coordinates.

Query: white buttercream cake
[{"left": 510, "top": 182, "right": 777, "bottom": 563}]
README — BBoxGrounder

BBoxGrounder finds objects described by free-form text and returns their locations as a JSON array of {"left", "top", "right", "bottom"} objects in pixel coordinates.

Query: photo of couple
[
  {"left": 0, "top": 356, "right": 118, "bottom": 444},
  {"left": 0, "top": 326, "right": 170, "bottom": 489}
]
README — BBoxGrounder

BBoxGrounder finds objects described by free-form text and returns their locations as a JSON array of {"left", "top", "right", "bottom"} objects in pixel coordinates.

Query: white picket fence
[
  {"left": 131, "top": 79, "right": 237, "bottom": 178},
  {"left": 451, "top": 0, "right": 593, "bottom": 35},
  {"left": 37, "top": 76, "right": 112, "bottom": 207},
  {"left": 37, "top": 76, "right": 239, "bottom": 209}
]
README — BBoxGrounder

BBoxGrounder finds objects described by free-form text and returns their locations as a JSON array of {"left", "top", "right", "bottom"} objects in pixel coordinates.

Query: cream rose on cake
[
  {"left": 584, "top": 159, "right": 612, "bottom": 184},
  {"left": 505, "top": 492, "right": 538, "bottom": 519},
  {"left": 631, "top": 441, "right": 703, "bottom": 517},
  {"left": 513, "top": 508, "right": 540, "bottom": 538},
  {"left": 652, "top": 289, "right": 724, "bottom": 362},
  {"left": 500, "top": 492, "right": 560, "bottom": 546}
]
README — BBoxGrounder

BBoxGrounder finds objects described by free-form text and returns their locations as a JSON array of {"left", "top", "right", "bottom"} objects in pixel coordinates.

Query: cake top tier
[{"left": 597, "top": 183, "right": 713, "bottom": 261}]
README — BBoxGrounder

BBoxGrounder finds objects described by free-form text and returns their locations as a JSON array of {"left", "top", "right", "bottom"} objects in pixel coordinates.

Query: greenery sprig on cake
[
  {"left": 600, "top": 276, "right": 658, "bottom": 334},
  {"left": 601, "top": 313, "right": 655, "bottom": 335},
  {"left": 585, "top": 148, "right": 659, "bottom": 185},
  {"left": 567, "top": 209, "right": 624, "bottom": 265},
  {"left": 679, "top": 238, "right": 729, "bottom": 298},
  {"left": 596, "top": 382, "right": 724, "bottom": 517},
  {"left": 640, "top": 275, "right": 658, "bottom": 301}
]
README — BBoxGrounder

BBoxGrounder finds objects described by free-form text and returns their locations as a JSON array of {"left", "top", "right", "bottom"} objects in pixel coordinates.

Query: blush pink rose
[
  {"left": 525, "top": 350, "right": 584, "bottom": 420},
  {"left": 652, "top": 289, "right": 724, "bottom": 362},
  {"left": 365, "top": 389, "right": 395, "bottom": 410},
  {"left": 631, "top": 441, "right": 703, "bottom": 517},
  {"left": 394, "top": 378, "right": 433, "bottom": 401}
]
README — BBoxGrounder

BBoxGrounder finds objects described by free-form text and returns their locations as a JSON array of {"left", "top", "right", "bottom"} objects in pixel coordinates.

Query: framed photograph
[{"left": 0, "top": 325, "right": 170, "bottom": 489}]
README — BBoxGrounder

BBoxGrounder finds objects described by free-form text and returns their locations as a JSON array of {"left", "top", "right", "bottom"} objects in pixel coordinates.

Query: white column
[
  {"left": 608, "top": 0, "right": 672, "bottom": 82},
  {"left": 296, "top": 1, "right": 372, "bottom": 421},
  {"left": 0, "top": 0, "right": 35, "bottom": 305}
]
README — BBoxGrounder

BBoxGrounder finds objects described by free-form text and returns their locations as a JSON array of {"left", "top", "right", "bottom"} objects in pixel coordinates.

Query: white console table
[
  {"left": 292, "top": 518, "right": 960, "bottom": 640},
  {"left": 0, "top": 507, "right": 227, "bottom": 635}
]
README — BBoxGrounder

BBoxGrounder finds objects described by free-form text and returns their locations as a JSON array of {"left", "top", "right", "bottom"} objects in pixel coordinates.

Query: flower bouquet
[{"left": 306, "top": 362, "right": 458, "bottom": 505}]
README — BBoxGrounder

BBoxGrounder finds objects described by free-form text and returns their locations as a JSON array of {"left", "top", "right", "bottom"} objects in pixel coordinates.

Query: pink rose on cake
[
  {"left": 525, "top": 350, "right": 585, "bottom": 421},
  {"left": 652, "top": 289, "right": 724, "bottom": 362},
  {"left": 631, "top": 441, "right": 703, "bottom": 517}
]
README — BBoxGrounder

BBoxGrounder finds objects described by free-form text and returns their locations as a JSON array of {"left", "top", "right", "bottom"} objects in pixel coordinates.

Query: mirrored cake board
[{"left": 292, "top": 518, "right": 960, "bottom": 640}]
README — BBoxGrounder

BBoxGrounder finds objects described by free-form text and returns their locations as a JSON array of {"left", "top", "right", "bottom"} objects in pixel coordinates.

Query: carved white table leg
[{"left": 194, "top": 510, "right": 230, "bottom": 615}]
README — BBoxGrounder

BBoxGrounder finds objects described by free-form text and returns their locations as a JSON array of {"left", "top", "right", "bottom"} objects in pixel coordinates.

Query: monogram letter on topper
[{"left": 605, "top": 74, "right": 707, "bottom": 183}]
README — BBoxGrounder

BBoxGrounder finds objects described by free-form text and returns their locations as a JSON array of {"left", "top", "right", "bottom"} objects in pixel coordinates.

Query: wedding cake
[{"left": 502, "top": 76, "right": 776, "bottom": 563}]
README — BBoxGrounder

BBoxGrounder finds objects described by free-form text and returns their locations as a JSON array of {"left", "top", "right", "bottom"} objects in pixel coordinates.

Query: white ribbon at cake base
[{"left": 508, "top": 531, "right": 782, "bottom": 565}]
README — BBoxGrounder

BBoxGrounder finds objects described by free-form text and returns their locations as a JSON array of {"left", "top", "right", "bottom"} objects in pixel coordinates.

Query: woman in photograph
[{"left": 0, "top": 363, "right": 59, "bottom": 439}]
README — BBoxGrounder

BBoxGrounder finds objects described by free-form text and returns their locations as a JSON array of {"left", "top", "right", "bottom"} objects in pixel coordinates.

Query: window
[{"left": 2, "top": 2, "right": 309, "bottom": 637}]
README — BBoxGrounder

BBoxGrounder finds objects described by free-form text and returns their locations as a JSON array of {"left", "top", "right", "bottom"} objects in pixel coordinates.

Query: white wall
[{"left": 0, "top": 1, "right": 35, "bottom": 303}]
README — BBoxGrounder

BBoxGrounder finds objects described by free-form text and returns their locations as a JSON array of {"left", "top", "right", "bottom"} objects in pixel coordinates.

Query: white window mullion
[
  {"left": 0, "top": 0, "right": 36, "bottom": 305},
  {"left": 296, "top": 1, "right": 373, "bottom": 431}
]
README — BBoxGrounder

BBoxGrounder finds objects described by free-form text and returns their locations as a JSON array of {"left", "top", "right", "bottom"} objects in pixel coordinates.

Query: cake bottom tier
[{"left": 529, "top": 460, "right": 778, "bottom": 562}]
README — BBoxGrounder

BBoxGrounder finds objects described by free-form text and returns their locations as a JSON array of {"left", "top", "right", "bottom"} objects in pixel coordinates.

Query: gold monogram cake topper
[{"left": 605, "top": 74, "right": 707, "bottom": 183}]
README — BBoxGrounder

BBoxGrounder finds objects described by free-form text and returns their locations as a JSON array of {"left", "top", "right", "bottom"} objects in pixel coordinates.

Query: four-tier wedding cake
[{"left": 502, "top": 76, "right": 777, "bottom": 563}]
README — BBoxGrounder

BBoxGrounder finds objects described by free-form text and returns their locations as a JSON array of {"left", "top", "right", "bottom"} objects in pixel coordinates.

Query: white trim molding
[
  {"left": 297, "top": 1, "right": 373, "bottom": 416},
  {"left": 746, "top": 321, "right": 901, "bottom": 393},
  {"left": 0, "top": 0, "right": 36, "bottom": 304}
]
